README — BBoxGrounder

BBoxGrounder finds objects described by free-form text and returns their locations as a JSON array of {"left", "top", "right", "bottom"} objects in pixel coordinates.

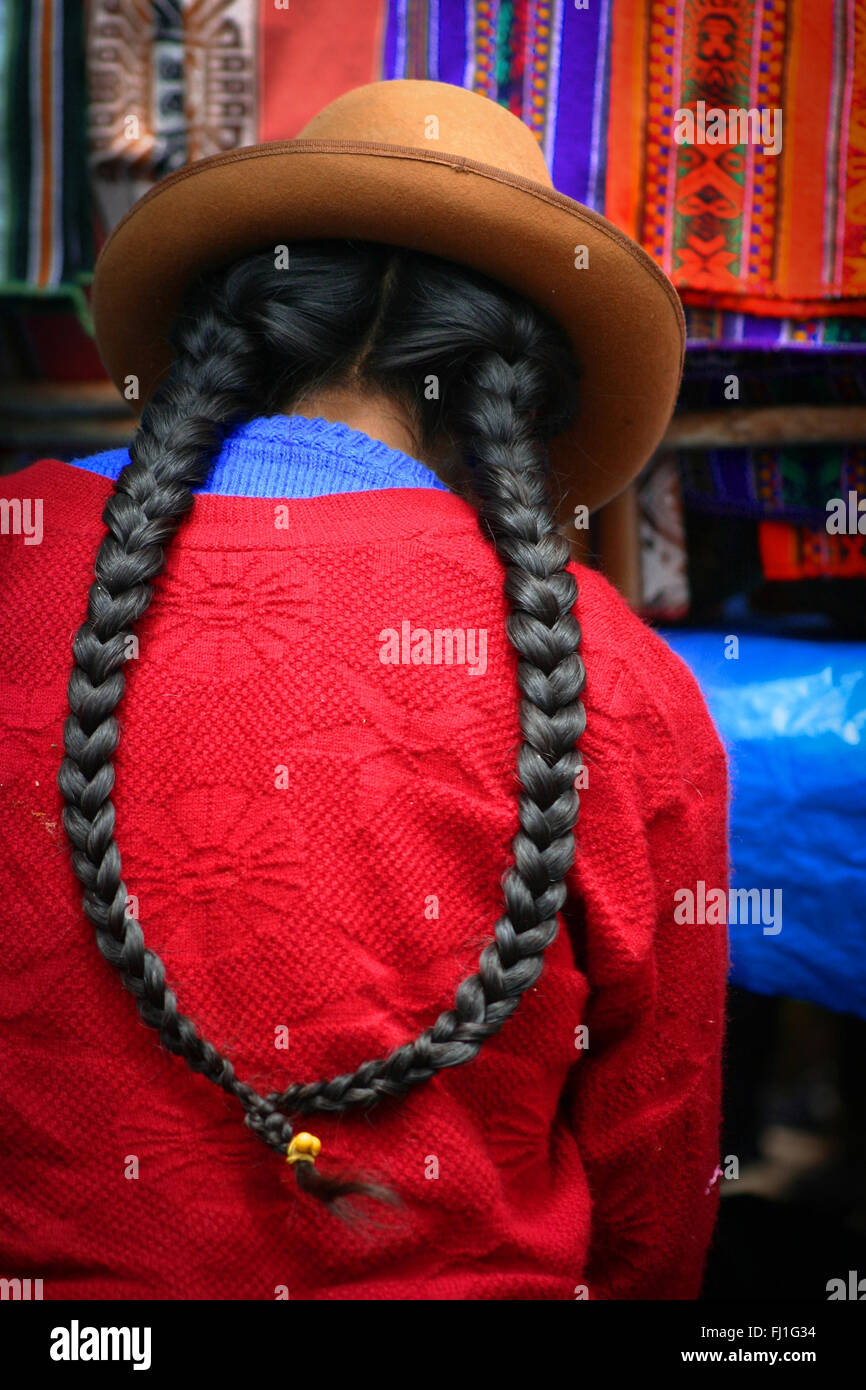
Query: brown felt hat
[{"left": 91, "top": 78, "right": 685, "bottom": 515}]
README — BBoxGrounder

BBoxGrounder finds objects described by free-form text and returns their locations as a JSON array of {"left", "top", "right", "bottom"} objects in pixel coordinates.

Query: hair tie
[{"left": 286, "top": 1132, "right": 322, "bottom": 1166}]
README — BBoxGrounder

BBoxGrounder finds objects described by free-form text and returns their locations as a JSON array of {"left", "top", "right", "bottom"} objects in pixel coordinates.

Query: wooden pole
[
  {"left": 596, "top": 482, "right": 642, "bottom": 608},
  {"left": 664, "top": 404, "right": 866, "bottom": 448}
]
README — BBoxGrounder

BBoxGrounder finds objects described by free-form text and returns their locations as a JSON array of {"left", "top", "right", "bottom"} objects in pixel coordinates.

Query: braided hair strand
[{"left": 58, "top": 241, "right": 585, "bottom": 1212}]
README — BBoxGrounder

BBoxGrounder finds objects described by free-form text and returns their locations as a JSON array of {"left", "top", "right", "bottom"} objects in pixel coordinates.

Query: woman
[{"left": 0, "top": 80, "right": 729, "bottom": 1300}]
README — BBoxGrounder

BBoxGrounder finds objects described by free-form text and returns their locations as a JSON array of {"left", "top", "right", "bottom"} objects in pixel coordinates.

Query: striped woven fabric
[
  {"left": 0, "top": 0, "right": 92, "bottom": 308},
  {"left": 610, "top": 0, "right": 866, "bottom": 317},
  {"left": 383, "top": 0, "right": 866, "bottom": 349},
  {"left": 4, "top": 0, "right": 865, "bottom": 352}
]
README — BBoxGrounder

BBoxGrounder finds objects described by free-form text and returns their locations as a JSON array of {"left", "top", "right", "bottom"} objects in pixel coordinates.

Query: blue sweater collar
[{"left": 66, "top": 413, "right": 449, "bottom": 499}]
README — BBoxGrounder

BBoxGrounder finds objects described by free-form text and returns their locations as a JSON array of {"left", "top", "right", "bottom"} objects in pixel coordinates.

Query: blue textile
[
  {"left": 64, "top": 413, "right": 449, "bottom": 498},
  {"left": 661, "top": 629, "right": 866, "bottom": 1020}
]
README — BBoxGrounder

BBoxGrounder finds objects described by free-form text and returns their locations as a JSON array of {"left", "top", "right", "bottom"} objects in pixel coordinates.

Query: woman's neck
[
  {"left": 284, "top": 383, "right": 465, "bottom": 494},
  {"left": 285, "top": 383, "right": 423, "bottom": 462}
]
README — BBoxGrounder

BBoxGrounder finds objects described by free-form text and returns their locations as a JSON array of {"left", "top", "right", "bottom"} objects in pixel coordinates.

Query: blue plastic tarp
[{"left": 659, "top": 630, "right": 866, "bottom": 1019}]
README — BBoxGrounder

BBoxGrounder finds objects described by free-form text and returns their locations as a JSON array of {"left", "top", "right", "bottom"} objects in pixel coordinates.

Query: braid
[
  {"left": 265, "top": 315, "right": 585, "bottom": 1117},
  {"left": 58, "top": 302, "right": 303, "bottom": 1154},
  {"left": 59, "top": 242, "right": 584, "bottom": 1212},
  {"left": 59, "top": 265, "right": 395, "bottom": 1205}
]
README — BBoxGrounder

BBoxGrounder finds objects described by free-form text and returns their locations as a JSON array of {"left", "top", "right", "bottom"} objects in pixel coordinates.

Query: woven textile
[
  {"left": 384, "top": 0, "right": 866, "bottom": 347},
  {"left": 612, "top": 0, "right": 866, "bottom": 318},
  {"left": 86, "top": 0, "right": 385, "bottom": 238},
  {"left": 674, "top": 350, "right": 866, "bottom": 575},
  {"left": 0, "top": 0, "right": 92, "bottom": 304},
  {"left": 759, "top": 517, "right": 866, "bottom": 579},
  {"left": 5, "top": 0, "right": 866, "bottom": 351},
  {"left": 680, "top": 444, "right": 866, "bottom": 526}
]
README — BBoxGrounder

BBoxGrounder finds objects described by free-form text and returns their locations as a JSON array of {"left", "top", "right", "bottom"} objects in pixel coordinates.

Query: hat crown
[{"left": 296, "top": 79, "right": 553, "bottom": 188}]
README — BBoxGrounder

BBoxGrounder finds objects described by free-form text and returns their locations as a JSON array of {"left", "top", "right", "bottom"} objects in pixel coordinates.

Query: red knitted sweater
[{"left": 0, "top": 458, "right": 729, "bottom": 1301}]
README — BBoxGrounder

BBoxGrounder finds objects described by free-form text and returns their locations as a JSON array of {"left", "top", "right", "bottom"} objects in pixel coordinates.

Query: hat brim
[{"left": 91, "top": 139, "right": 685, "bottom": 515}]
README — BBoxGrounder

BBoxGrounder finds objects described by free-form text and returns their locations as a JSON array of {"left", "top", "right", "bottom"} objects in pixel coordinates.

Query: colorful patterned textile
[
  {"left": 684, "top": 306, "right": 866, "bottom": 351},
  {"left": 87, "top": 0, "right": 258, "bottom": 237},
  {"left": 5, "top": 1, "right": 865, "bottom": 351},
  {"left": 675, "top": 349, "right": 866, "bottom": 588},
  {"left": 624, "top": 0, "right": 866, "bottom": 319},
  {"left": 759, "top": 518, "right": 866, "bottom": 580},
  {"left": 86, "top": 0, "right": 384, "bottom": 240},
  {"left": 384, "top": 0, "right": 866, "bottom": 342},
  {"left": 680, "top": 445, "right": 866, "bottom": 526},
  {"left": 0, "top": 1, "right": 92, "bottom": 312},
  {"left": 385, "top": 0, "right": 614, "bottom": 209},
  {"left": 676, "top": 345, "right": 866, "bottom": 573}
]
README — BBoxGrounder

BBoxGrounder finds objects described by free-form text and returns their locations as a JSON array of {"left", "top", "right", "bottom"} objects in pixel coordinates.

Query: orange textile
[{"left": 606, "top": 0, "right": 866, "bottom": 318}]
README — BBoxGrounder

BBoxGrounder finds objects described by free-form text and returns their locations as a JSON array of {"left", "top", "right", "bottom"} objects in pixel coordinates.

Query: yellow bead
[{"left": 287, "top": 1132, "right": 322, "bottom": 1163}]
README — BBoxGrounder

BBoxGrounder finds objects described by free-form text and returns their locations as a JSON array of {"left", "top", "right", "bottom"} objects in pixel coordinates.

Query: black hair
[{"left": 58, "top": 239, "right": 587, "bottom": 1213}]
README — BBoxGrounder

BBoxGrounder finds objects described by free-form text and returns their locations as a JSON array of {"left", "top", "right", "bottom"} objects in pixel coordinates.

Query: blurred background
[{"left": 1, "top": 0, "right": 864, "bottom": 1301}]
